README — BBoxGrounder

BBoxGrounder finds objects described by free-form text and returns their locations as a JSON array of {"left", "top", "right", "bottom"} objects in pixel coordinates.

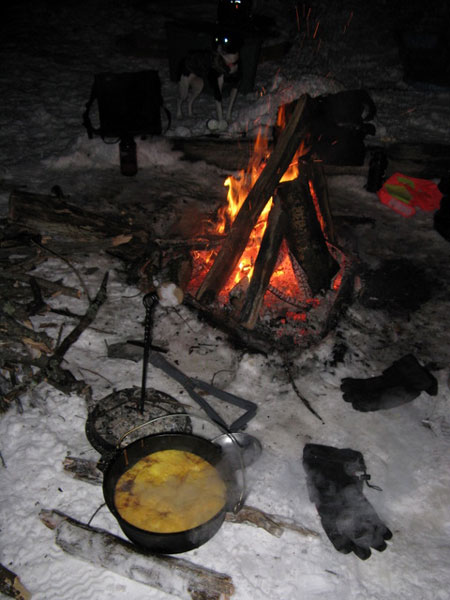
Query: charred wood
[
  {"left": 277, "top": 175, "right": 339, "bottom": 296},
  {"left": 239, "top": 198, "right": 287, "bottom": 329},
  {"left": 305, "top": 160, "right": 336, "bottom": 244}
]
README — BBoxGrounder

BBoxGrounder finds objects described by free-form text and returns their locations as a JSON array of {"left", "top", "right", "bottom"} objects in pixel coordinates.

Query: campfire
[{"left": 183, "top": 95, "right": 354, "bottom": 353}]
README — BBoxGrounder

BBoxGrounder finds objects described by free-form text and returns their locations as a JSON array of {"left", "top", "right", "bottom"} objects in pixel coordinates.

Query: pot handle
[
  {"left": 116, "top": 413, "right": 246, "bottom": 513},
  {"left": 115, "top": 413, "right": 191, "bottom": 448}
]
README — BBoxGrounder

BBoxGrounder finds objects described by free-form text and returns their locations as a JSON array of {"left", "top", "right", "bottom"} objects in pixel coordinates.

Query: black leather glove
[
  {"left": 303, "top": 444, "right": 392, "bottom": 560},
  {"left": 341, "top": 354, "right": 438, "bottom": 412}
]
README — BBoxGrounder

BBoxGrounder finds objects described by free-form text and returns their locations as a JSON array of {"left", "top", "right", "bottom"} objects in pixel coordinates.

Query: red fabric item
[{"left": 377, "top": 173, "right": 443, "bottom": 217}]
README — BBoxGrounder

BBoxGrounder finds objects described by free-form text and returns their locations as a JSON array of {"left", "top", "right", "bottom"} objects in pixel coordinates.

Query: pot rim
[{"left": 103, "top": 431, "right": 236, "bottom": 540}]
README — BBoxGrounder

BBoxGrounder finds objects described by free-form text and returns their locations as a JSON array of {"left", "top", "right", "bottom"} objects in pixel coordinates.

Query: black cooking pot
[{"left": 103, "top": 432, "right": 240, "bottom": 554}]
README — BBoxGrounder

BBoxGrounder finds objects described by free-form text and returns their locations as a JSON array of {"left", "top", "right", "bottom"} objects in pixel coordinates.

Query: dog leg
[
  {"left": 215, "top": 75, "right": 225, "bottom": 122},
  {"left": 187, "top": 74, "right": 204, "bottom": 117},
  {"left": 215, "top": 100, "right": 224, "bottom": 122},
  {"left": 226, "top": 87, "right": 238, "bottom": 122},
  {"left": 177, "top": 75, "right": 189, "bottom": 119}
]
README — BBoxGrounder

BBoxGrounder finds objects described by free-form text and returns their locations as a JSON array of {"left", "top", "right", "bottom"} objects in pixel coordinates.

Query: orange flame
[{"left": 192, "top": 108, "right": 312, "bottom": 300}]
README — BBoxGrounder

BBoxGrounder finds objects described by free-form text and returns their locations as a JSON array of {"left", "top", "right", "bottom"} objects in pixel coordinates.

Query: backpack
[
  {"left": 311, "top": 89, "right": 377, "bottom": 166},
  {"left": 82, "top": 70, "right": 171, "bottom": 140}
]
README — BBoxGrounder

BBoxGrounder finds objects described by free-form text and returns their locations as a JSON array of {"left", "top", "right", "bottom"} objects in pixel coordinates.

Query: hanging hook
[{"left": 139, "top": 292, "right": 159, "bottom": 413}]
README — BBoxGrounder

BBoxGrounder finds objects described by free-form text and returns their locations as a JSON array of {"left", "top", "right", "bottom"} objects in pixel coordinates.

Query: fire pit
[{"left": 178, "top": 96, "right": 355, "bottom": 354}]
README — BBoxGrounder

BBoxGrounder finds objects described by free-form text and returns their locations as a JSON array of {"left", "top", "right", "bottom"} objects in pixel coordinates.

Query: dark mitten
[
  {"left": 341, "top": 354, "right": 438, "bottom": 412},
  {"left": 434, "top": 194, "right": 450, "bottom": 242},
  {"left": 303, "top": 444, "right": 392, "bottom": 560}
]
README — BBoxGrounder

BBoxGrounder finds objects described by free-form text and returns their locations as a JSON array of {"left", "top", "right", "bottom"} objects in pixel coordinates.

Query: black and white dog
[{"left": 176, "top": 37, "right": 241, "bottom": 130}]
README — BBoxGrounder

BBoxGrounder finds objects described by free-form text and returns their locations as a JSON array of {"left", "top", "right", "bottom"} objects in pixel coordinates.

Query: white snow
[{"left": 1, "top": 1, "right": 449, "bottom": 600}]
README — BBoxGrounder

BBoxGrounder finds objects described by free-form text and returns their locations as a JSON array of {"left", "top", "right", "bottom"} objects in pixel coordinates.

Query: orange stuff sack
[{"left": 377, "top": 173, "right": 442, "bottom": 217}]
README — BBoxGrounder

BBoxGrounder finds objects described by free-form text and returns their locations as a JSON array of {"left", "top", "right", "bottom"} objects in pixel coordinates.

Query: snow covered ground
[{"left": 1, "top": 1, "right": 449, "bottom": 599}]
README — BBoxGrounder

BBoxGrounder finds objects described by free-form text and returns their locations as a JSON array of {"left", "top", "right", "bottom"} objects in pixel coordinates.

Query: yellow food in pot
[{"left": 114, "top": 449, "right": 227, "bottom": 533}]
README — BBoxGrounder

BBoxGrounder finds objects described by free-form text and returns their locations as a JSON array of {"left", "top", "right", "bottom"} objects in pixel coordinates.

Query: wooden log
[
  {"left": 0, "top": 563, "right": 31, "bottom": 600},
  {"left": 171, "top": 136, "right": 450, "bottom": 180},
  {"left": 8, "top": 190, "right": 145, "bottom": 246},
  {"left": 385, "top": 142, "right": 450, "bottom": 178},
  {"left": 40, "top": 509, "right": 234, "bottom": 600},
  {"left": 277, "top": 174, "right": 339, "bottom": 296},
  {"left": 196, "top": 95, "right": 313, "bottom": 303},
  {"left": 305, "top": 160, "right": 336, "bottom": 244},
  {"left": 170, "top": 137, "right": 256, "bottom": 172},
  {"left": 239, "top": 197, "right": 287, "bottom": 329},
  {"left": 0, "top": 272, "right": 81, "bottom": 299}
]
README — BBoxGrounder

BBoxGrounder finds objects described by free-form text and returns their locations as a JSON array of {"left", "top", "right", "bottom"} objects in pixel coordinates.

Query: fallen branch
[
  {"left": 30, "top": 239, "right": 92, "bottom": 302},
  {"left": 225, "top": 505, "right": 319, "bottom": 539},
  {"left": 2, "top": 272, "right": 110, "bottom": 395},
  {"left": 0, "top": 563, "right": 31, "bottom": 600},
  {"left": 284, "top": 362, "right": 324, "bottom": 423},
  {"left": 40, "top": 509, "right": 235, "bottom": 600},
  {"left": 0, "top": 309, "right": 54, "bottom": 352},
  {"left": 51, "top": 271, "right": 109, "bottom": 363}
]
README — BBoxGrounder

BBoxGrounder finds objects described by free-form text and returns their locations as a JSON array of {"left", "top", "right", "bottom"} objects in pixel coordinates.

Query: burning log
[
  {"left": 196, "top": 95, "right": 313, "bottom": 304},
  {"left": 306, "top": 160, "right": 336, "bottom": 245},
  {"left": 40, "top": 509, "right": 235, "bottom": 600},
  {"left": 277, "top": 172, "right": 339, "bottom": 296},
  {"left": 239, "top": 197, "right": 287, "bottom": 329}
]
